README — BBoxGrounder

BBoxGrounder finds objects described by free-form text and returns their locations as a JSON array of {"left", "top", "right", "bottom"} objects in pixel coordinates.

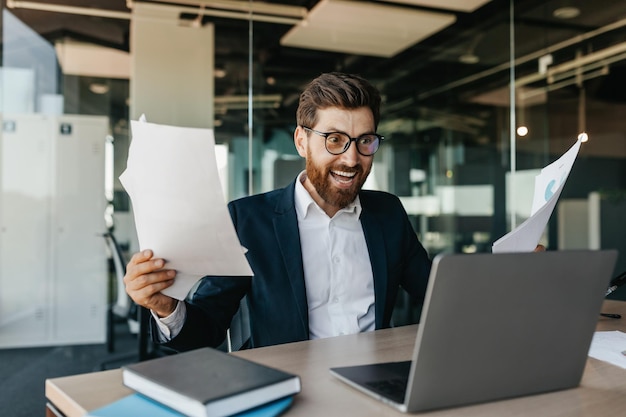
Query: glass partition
[{"left": 239, "top": 0, "right": 626, "bottom": 269}]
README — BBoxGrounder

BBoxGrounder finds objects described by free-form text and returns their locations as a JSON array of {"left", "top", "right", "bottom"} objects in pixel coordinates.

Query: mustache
[{"left": 329, "top": 164, "right": 363, "bottom": 174}]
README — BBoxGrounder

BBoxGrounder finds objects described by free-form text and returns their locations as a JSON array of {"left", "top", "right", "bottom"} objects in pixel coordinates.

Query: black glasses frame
[{"left": 301, "top": 126, "right": 384, "bottom": 156}]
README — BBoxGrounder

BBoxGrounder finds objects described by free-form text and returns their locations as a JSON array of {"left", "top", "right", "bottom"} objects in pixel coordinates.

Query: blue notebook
[{"left": 87, "top": 393, "right": 294, "bottom": 417}]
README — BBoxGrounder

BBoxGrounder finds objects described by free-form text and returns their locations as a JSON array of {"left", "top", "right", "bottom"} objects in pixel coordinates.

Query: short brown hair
[{"left": 296, "top": 72, "right": 381, "bottom": 129}]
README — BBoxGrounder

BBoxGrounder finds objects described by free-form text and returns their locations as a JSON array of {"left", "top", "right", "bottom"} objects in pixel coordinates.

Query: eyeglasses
[{"left": 301, "top": 126, "right": 384, "bottom": 156}]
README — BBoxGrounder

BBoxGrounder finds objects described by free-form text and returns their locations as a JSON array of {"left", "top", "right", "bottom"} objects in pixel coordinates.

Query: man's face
[{"left": 294, "top": 106, "right": 375, "bottom": 215}]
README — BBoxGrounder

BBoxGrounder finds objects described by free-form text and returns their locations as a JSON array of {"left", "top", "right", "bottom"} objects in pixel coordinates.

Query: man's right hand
[{"left": 124, "top": 249, "right": 178, "bottom": 318}]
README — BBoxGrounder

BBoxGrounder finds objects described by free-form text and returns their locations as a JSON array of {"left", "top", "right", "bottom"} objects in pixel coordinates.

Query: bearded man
[{"left": 124, "top": 72, "right": 432, "bottom": 350}]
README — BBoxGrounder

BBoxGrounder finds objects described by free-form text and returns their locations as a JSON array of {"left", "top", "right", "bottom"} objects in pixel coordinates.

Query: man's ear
[{"left": 294, "top": 126, "right": 307, "bottom": 158}]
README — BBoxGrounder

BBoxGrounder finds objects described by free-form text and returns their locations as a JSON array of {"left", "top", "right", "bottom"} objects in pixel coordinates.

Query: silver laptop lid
[{"left": 406, "top": 249, "right": 617, "bottom": 412}]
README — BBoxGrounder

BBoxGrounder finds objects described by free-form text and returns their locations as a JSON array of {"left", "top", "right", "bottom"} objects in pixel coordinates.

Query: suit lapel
[
  {"left": 359, "top": 199, "right": 388, "bottom": 329},
  {"left": 273, "top": 182, "right": 309, "bottom": 331}
]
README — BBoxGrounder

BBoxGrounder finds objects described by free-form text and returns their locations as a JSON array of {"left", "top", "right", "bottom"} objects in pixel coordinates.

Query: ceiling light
[
  {"left": 459, "top": 33, "right": 483, "bottom": 64},
  {"left": 89, "top": 83, "right": 110, "bottom": 94},
  {"left": 459, "top": 53, "right": 479, "bottom": 64},
  {"left": 553, "top": 7, "right": 580, "bottom": 19},
  {"left": 214, "top": 94, "right": 283, "bottom": 111},
  {"left": 214, "top": 68, "right": 227, "bottom": 78},
  {"left": 516, "top": 126, "right": 529, "bottom": 137}
]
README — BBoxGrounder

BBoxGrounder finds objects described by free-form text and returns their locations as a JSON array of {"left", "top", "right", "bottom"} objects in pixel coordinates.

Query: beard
[{"left": 305, "top": 157, "right": 371, "bottom": 209}]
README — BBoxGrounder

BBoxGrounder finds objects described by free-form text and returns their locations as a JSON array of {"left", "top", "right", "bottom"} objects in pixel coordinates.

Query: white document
[
  {"left": 588, "top": 331, "right": 626, "bottom": 369},
  {"left": 530, "top": 138, "right": 581, "bottom": 216},
  {"left": 119, "top": 118, "right": 253, "bottom": 300},
  {"left": 492, "top": 138, "right": 582, "bottom": 253}
]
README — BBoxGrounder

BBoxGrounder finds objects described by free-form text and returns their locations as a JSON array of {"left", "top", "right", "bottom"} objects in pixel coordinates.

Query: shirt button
[
  {"left": 333, "top": 297, "right": 339, "bottom": 303},
  {"left": 333, "top": 257, "right": 340, "bottom": 264}
]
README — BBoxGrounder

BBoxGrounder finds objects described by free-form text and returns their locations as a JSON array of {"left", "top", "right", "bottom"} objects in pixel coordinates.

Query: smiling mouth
[{"left": 330, "top": 169, "right": 357, "bottom": 184}]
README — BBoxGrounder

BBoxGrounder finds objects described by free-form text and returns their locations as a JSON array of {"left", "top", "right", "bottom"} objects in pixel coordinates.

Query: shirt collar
[{"left": 294, "top": 170, "right": 362, "bottom": 220}]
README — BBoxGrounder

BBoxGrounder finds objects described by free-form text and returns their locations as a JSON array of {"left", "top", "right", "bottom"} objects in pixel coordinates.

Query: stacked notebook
[
  {"left": 90, "top": 347, "right": 301, "bottom": 417},
  {"left": 87, "top": 393, "right": 295, "bottom": 417}
]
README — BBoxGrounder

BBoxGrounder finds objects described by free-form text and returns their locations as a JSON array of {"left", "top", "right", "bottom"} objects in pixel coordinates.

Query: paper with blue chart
[
  {"left": 119, "top": 116, "right": 253, "bottom": 300},
  {"left": 492, "top": 138, "right": 582, "bottom": 253}
]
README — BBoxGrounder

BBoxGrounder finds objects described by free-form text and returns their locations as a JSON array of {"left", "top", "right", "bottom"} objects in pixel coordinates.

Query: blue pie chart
[{"left": 544, "top": 179, "right": 556, "bottom": 201}]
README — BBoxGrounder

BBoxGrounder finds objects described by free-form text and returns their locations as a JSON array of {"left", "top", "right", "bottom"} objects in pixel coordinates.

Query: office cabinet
[{"left": 0, "top": 113, "right": 108, "bottom": 348}]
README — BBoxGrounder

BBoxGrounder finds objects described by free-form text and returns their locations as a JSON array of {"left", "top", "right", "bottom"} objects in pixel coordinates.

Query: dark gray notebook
[
  {"left": 123, "top": 347, "right": 301, "bottom": 417},
  {"left": 331, "top": 250, "right": 617, "bottom": 413}
]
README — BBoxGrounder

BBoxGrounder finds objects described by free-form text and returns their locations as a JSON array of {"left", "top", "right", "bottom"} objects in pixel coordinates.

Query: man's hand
[
  {"left": 534, "top": 245, "right": 546, "bottom": 252},
  {"left": 124, "top": 249, "right": 178, "bottom": 318}
]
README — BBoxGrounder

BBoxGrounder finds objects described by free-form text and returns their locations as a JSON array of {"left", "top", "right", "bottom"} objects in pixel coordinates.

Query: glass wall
[{"left": 2, "top": 0, "right": 626, "bottom": 305}]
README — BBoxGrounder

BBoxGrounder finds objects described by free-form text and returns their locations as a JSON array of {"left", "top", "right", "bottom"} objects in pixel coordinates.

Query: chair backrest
[
  {"left": 227, "top": 297, "right": 250, "bottom": 352},
  {"left": 103, "top": 232, "right": 132, "bottom": 318},
  {"left": 188, "top": 280, "right": 250, "bottom": 352}
]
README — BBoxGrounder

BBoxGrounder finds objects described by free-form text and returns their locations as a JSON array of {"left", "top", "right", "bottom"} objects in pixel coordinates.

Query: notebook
[{"left": 330, "top": 249, "right": 618, "bottom": 413}]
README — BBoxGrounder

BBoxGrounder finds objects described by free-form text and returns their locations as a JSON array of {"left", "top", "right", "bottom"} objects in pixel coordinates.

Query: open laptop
[{"left": 330, "top": 250, "right": 618, "bottom": 413}]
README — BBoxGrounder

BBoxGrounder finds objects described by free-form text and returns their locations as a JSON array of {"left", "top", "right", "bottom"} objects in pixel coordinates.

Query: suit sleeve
[{"left": 152, "top": 276, "right": 249, "bottom": 352}]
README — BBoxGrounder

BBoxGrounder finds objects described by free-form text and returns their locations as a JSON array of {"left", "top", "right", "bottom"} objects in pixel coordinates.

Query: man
[{"left": 124, "top": 72, "right": 432, "bottom": 351}]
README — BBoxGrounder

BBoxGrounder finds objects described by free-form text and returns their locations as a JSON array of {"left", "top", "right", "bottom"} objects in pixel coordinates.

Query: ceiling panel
[
  {"left": 382, "top": 0, "right": 492, "bottom": 13},
  {"left": 55, "top": 38, "right": 130, "bottom": 79},
  {"left": 280, "top": 0, "right": 455, "bottom": 58}
]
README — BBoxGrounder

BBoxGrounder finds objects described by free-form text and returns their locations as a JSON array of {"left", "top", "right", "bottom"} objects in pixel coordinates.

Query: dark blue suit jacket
[{"left": 158, "top": 179, "right": 431, "bottom": 350}]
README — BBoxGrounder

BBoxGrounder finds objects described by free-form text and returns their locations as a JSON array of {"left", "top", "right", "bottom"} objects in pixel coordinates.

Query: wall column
[{"left": 130, "top": 3, "right": 214, "bottom": 128}]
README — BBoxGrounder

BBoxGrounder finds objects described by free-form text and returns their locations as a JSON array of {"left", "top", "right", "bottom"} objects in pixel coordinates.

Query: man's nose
[{"left": 339, "top": 140, "right": 360, "bottom": 165}]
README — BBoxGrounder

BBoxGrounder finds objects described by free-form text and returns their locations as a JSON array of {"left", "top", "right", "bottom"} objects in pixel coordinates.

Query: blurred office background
[{"left": 1, "top": 0, "right": 626, "bottom": 413}]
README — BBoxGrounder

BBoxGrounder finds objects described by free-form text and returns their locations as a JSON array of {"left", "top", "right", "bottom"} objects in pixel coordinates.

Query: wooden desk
[{"left": 46, "top": 300, "right": 626, "bottom": 417}]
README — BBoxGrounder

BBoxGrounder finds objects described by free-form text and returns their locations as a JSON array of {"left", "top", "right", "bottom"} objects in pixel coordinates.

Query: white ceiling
[
  {"left": 384, "top": 0, "right": 492, "bottom": 13},
  {"left": 55, "top": 39, "right": 131, "bottom": 79},
  {"left": 280, "top": 0, "right": 457, "bottom": 58}
]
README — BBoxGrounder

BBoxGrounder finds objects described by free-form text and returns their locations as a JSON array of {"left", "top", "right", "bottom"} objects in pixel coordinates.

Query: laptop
[{"left": 330, "top": 250, "right": 618, "bottom": 413}]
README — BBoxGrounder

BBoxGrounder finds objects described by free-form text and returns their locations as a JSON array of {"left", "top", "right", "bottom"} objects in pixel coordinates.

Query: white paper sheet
[
  {"left": 119, "top": 118, "right": 253, "bottom": 300},
  {"left": 492, "top": 138, "right": 582, "bottom": 253},
  {"left": 530, "top": 137, "right": 582, "bottom": 216},
  {"left": 588, "top": 331, "right": 626, "bottom": 369}
]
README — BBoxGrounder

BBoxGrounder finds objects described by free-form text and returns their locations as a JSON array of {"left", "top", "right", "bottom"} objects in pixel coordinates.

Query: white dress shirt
[
  {"left": 294, "top": 172, "right": 375, "bottom": 339},
  {"left": 154, "top": 171, "right": 376, "bottom": 341}
]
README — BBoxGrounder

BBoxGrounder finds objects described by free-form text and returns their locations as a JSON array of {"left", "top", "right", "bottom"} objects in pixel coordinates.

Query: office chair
[
  {"left": 103, "top": 232, "right": 139, "bottom": 349},
  {"left": 103, "top": 232, "right": 136, "bottom": 351},
  {"left": 99, "top": 232, "right": 155, "bottom": 370},
  {"left": 225, "top": 297, "right": 251, "bottom": 352}
]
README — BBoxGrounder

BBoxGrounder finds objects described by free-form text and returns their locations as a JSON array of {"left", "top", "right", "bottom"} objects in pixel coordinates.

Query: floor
[{"left": 0, "top": 321, "right": 138, "bottom": 417}]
